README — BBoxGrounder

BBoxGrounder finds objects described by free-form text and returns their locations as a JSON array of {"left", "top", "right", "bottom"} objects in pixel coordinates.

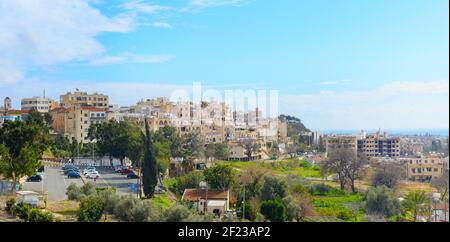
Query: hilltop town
[{"left": 0, "top": 91, "right": 448, "bottom": 222}]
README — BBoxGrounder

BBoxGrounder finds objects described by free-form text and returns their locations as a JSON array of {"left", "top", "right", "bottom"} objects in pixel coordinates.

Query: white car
[
  {"left": 85, "top": 172, "right": 100, "bottom": 179},
  {"left": 83, "top": 169, "right": 98, "bottom": 175},
  {"left": 84, "top": 170, "right": 99, "bottom": 176}
]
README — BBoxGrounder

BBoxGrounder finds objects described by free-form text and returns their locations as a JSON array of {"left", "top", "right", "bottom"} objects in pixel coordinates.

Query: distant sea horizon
[{"left": 317, "top": 129, "right": 449, "bottom": 137}]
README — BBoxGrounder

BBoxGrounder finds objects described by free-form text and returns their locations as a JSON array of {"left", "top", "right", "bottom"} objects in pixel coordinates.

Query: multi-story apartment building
[
  {"left": 21, "top": 96, "right": 57, "bottom": 113},
  {"left": 406, "top": 155, "right": 445, "bottom": 182},
  {"left": 325, "top": 136, "right": 358, "bottom": 157},
  {"left": 357, "top": 134, "right": 401, "bottom": 158},
  {"left": 60, "top": 90, "right": 109, "bottom": 110},
  {"left": 50, "top": 106, "right": 106, "bottom": 144}
]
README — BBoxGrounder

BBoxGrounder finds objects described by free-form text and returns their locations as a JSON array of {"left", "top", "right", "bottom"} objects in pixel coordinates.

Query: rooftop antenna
[{"left": 43, "top": 89, "right": 46, "bottom": 99}]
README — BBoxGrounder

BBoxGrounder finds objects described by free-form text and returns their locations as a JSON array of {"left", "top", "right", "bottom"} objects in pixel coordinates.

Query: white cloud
[
  {"left": 188, "top": 0, "right": 248, "bottom": 8},
  {"left": 280, "top": 80, "right": 450, "bottom": 130},
  {"left": 0, "top": 0, "right": 176, "bottom": 85},
  {"left": 151, "top": 21, "right": 173, "bottom": 29},
  {"left": 89, "top": 53, "right": 174, "bottom": 66},
  {"left": 120, "top": 1, "right": 172, "bottom": 14},
  {"left": 318, "top": 80, "right": 351, "bottom": 86}
]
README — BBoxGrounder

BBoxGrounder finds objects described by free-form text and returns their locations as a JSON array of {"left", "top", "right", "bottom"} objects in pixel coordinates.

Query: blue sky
[{"left": 0, "top": 0, "right": 448, "bottom": 130}]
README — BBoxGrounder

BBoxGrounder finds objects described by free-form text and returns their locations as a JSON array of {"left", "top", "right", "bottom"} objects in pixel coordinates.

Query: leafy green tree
[
  {"left": 0, "top": 120, "right": 50, "bottom": 194},
  {"left": 142, "top": 118, "right": 158, "bottom": 198},
  {"left": 205, "top": 143, "right": 229, "bottom": 160},
  {"left": 77, "top": 195, "right": 105, "bottom": 222},
  {"left": 204, "top": 164, "right": 236, "bottom": 190},
  {"left": 260, "top": 200, "right": 287, "bottom": 222},
  {"left": 153, "top": 126, "right": 183, "bottom": 157},
  {"left": 88, "top": 120, "right": 143, "bottom": 166},
  {"left": 261, "top": 176, "right": 288, "bottom": 201},
  {"left": 182, "top": 131, "right": 205, "bottom": 160},
  {"left": 402, "top": 190, "right": 429, "bottom": 222},
  {"left": 172, "top": 171, "right": 205, "bottom": 196},
  {"left": 364, "top": 186, "right": 401, "bottom": 219}
]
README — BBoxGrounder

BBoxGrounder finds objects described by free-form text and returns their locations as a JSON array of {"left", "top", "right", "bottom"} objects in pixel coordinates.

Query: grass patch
[
  {"left": 151, "top": 195, "right": 173, "bottom": 209},
  {"left": 226, "top": 160, "right": 323, "bottom": 178},
  {"left": 312, "top": 191, "right": 364, "bottom": 222}
]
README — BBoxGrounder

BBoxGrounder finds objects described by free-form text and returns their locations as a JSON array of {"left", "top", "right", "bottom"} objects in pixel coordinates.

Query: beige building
[
  {"left": 60, "top": 90, "right": 109, "bottom": 110},
  {"left": 325, "top": 136, "right": 358, "bottom": 157},
  {"left": 21, "top": 96, "right": 56, "bottom": 113},
  {"left": 357, "top": 134, "right": 401, "bottom": 158},
  {"left": 407, "top": 156, "right": 445, "bottom": 182},
  {"left": 50, "top": 106, "right": 106, "bottom": 144}
]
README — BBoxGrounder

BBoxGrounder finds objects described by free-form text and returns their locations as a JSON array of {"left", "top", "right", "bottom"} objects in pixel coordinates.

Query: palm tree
[{"left": 402, "top": 190, "right": 429, "bottom": 222}]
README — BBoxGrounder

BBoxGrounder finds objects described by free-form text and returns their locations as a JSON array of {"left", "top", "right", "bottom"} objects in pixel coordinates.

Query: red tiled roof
[
  {"left": 81, "top": 106, "right": 104, "bottom": 112},
  {"left": 50, "top": 108, "right": 70, "bottom": 113},
  {"left": 182, "top": 189, "right": 228, "bottom": 202}
]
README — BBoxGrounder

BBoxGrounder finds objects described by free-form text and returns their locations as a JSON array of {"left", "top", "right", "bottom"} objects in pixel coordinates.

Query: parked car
[
  {"left": 64, "top": 169, "right": 78, "bottom": 175},
  {"left": 114, "top": 166, "right": 126, "bottom": 173},
  {"left": 37, "top": 166, "right": 45, "bottom": 173},
  {"left": 127, "top": 173, "right": 139, "bottom": 179},
  {"left": 120, "top": 169, "right": 133, "bottom": 175},
  {"left": 85, "top": 172, "right": 100, "bottom": 179},
  {"left": 67, "top": 171, "right": 81, "bottom": 178},
  {"left": 83, "top": 167, "right": 96, "bottom": 174},
  {"left": 26, "top": 174, "right": 43, "bottom": 182},
  {"left": 84, "top": 170, "right": 99, "bottom": 176}
]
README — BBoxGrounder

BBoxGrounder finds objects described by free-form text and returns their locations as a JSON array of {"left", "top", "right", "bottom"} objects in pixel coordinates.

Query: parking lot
[{"left": 23, "top": 165, "right": 138, "bottom": 201}]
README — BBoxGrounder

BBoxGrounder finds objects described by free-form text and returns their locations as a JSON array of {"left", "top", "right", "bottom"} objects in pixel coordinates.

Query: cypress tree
[{"left": 142, "top": 118, "right": 158, "bottom": 198}]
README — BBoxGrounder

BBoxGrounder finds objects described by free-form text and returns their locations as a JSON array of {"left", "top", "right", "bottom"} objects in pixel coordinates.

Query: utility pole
[{"left": 242, "top": 186, "right": 246, "bottom": 221}]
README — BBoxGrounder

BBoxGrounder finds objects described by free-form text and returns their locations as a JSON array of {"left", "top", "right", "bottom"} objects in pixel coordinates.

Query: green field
[{"left": 226, "top": 159, "right": 323, "bottom": 178}]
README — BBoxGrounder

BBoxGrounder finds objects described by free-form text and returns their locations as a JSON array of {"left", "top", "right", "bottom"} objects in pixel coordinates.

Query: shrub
[
  {"left": 66, "top": 183, "right": 84, "bottom": 201},
  {"left": 6, "top": 198, "right": 16, "bottom": 213},
  {"left": 364, "top": 186, "right": 400, "bottom": 218},
  {"left": 81, "top": 182, "right": 97, "bottom": 196},
  {"left": 261, "top": 176, "right": 288, "bottom": 201},
  {"left": 13, "top": 202, "right": 30, "bottom": 221},
  {"left": 309, "top": 183, "right": 331, "bottom": 196},
  {"left": 337, "top": 210, "right": 353, "bottom": 221},
  {"left": 98, "top": 189, "right": 120, "bottom": 215},
  {"left": 114, "top": 195, "right": 139, "bottom": 222},
  {"left": 164, "top": 204, "right": 191, "bottom": 222},
  {"left": 77, "top": 195, "right": 105, "bottom": 222},
  {"left": 260, "top": 200, "right": 287, "bottom": 222},
  {"left": 28, "top": 209, "right": 55, "bottom": 222}
]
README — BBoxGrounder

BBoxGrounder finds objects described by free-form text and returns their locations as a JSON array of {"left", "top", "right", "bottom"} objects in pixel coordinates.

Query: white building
[{"left": 21, "top": 97, "right": 52, "bottom": 113}]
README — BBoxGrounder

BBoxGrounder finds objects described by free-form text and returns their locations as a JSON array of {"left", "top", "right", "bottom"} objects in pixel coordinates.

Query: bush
[
  {"left": 81, "top": 182, "right": 97, "bottom": 196},
  {"left": 309, "top": 183, "right": 331, "bottom": 195},
  {"left": 337, "top": 210, "right": 353, "bottom": 221},
  {"left": 98, "top": 189, "right": 120, "bottom": 215},
  {"left": 260, "top": 200, "right": 287, "bottom": 222},
  {"left": 77, "top": 195, "right": 105, "bottom": 222},
  {"left": 13, "top": 202, "right": 31, "bottom": 221},
  {"left": 66, "top": 183, "right": 84, "bottom": 201},
  {"left": 261, "top": 176, "right": 288, "bottom": 201},
  {"left": 114, "top": 195, "right": 139, "bottom": 222},
  {"left": 6, "top": 198, "right": 16, "bottom": 213},
  {"left": 164, "top": 204, "right": 191, "bottom": 222},
  {"left": 364, "top": 186, "right": 400, "bottom": 218},
  {"left": 28, "top": 209, "right": 55, "bottom": 222}
]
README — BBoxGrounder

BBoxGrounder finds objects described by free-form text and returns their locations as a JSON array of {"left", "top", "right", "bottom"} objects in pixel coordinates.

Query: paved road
[
  {"left": 23, "top": 167, "right": 84, "bottom": 201},
  {"left": 92, "top": 168, "right": 137, "bottom": 196}
]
